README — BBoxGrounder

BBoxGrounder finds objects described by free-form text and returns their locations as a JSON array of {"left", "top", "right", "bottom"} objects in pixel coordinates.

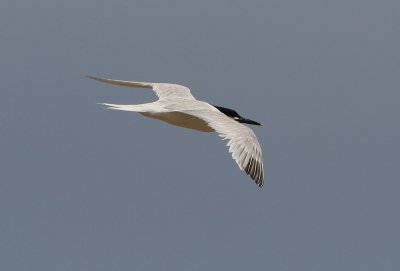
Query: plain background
[{"left": 1, "top": 0, "right": 399, "bottom": 270}]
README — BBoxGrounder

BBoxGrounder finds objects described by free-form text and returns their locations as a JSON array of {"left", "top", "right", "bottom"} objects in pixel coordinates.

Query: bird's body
[
  {"left": 141, "top": 110, "right": 215, "bottom": 132},
  {"left": 88, "top": 76, "right": 264, "bottom": 187}
]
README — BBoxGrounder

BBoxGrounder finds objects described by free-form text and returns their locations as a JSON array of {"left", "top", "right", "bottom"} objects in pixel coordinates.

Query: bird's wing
[
  {"left": 182, "top": 109, "right": 264, "bottom": 187},
  {"left": 87, "top": 76, "right": 195, "bottom": 100}
]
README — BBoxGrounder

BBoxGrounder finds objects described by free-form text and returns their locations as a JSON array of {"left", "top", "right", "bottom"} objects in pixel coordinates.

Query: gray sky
[{"left": 1, "top": 0, "right": 399, "bottom": 270}]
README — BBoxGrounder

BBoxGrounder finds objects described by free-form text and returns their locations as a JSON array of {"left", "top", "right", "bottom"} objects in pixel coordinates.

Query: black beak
[{"left": 238, "top": 117, "right": 263, "bottom": 126}]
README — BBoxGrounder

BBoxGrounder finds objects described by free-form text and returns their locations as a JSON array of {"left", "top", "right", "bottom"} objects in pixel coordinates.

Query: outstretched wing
[
  {"left": 182, "top": 109, "right": 264, "bottom": 187},
  {"left": 87, "top": 76, "right": 195, "bottom": 100}
]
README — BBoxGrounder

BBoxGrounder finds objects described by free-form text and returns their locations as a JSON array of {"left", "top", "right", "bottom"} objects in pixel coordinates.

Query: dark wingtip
[
  {"left": 245, "top": 157, "right": 264, "bottom": 188},
  {"left": 86, "top": 75, "right": 98, "bottom": 80}
]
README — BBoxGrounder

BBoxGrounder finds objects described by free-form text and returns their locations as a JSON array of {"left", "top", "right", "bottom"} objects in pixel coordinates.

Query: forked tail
[{"left": 98, "top": 103, "right": 152, "bottom": 112}]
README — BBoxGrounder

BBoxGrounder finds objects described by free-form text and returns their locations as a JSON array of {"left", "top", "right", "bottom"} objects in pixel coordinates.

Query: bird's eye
[{"left": 234, "top": 117, "right": 240, "bottom": 120}]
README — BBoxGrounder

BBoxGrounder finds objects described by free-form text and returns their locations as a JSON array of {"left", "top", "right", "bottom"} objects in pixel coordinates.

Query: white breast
[{"left": 140, "top": 112, "right": 215, "bottom": 132}]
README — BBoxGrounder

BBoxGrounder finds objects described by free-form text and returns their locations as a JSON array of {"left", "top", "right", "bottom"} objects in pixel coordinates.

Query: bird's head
[{"left": 212, "top": 105, "right": 263, "bottom": 126}]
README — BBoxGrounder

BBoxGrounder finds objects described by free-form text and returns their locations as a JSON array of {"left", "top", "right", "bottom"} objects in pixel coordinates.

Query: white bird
[{"left": 88, "top": 76, "right": 264, "bottom": 187}]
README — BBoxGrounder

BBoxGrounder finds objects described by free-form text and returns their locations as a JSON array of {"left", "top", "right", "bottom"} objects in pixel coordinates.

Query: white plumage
[{"left": 88, "top": 76, "right": 264, "bottom": 187}]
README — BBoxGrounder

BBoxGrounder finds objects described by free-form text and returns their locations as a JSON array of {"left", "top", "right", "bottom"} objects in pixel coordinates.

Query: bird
[{"left": 87, "top": 75, "right": 264, "bottom": 187}]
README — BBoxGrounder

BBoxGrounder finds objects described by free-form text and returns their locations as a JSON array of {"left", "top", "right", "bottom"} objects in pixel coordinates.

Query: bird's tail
[{"left": 98, "top": 103, "right": 151, "bottom": 112}]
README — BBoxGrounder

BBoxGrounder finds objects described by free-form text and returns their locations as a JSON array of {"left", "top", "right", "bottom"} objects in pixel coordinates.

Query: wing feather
[
  {"left": 87, "top": 76, "right": 195, "bottom": 100},
  {"left": 182, "top": 109, "right": 264, "bottom": 187}
]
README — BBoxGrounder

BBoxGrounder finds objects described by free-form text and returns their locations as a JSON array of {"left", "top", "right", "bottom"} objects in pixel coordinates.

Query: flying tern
[{"left": 88, "top": 76, "right": 264, "bottom": 187}]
